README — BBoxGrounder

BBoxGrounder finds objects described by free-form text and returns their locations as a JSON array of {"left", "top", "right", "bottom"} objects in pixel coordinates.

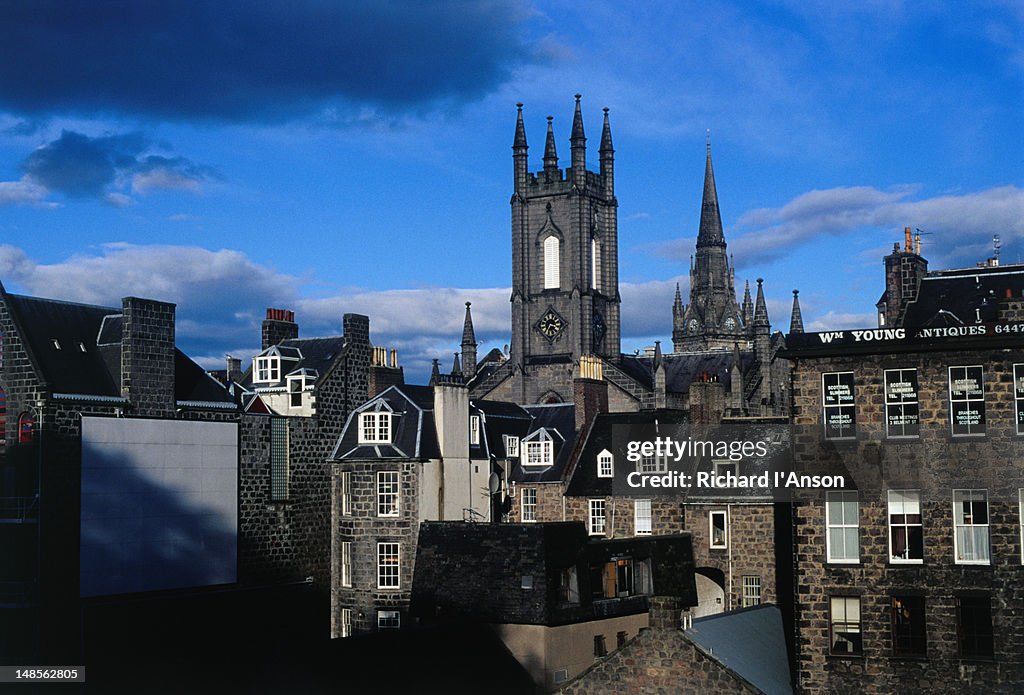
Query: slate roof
[
  {"left": 565, "top": 413, "right": 789, "bottom": 500},
  {"left": 685, "top": 604, "right": 793, "bottom": 695},
  {"left": 507, "top": 403, "right": 578, "bottom": 484},
  {"left": 471, "top": 398, "right": 533, "bottom": 460},
  {"left": 615, "top": 351, "right": 756, "bottom": 394},
  {"left": 901, "top": 263, "right": 1024, "bottom": 328},
  {"left": 240, "top": 336, "right": 348, "bottom": 391},
  {"left": 5, "top": 293, "right": 232, "bottom": 405},
  {"left": 331, "top": 384, "right": 441, "bottom": 460}
]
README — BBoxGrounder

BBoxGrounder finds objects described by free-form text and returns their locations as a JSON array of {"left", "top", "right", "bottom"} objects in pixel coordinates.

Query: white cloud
[{"left": 0, "top": 176, "right": 57, "bottom": 207}]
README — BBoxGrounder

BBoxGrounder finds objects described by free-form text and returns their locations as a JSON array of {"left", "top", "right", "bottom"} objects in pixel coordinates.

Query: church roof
[{"left": 615, "top": 351, "right": 756, "bottom": 394}]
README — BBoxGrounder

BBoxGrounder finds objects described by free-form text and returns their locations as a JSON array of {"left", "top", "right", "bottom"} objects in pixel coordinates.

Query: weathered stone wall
[
  {"left": 121, "top": 297, "right": 176, "bottom": 417},
  {"left": 790, "top": 348, "right": 1024, "bottom": 694},
  {"left": 560, "top": 597, "right": 760, "bottom": 694},
  {"left": 331, "top": 460, "right": 420, "bottom": 636}
]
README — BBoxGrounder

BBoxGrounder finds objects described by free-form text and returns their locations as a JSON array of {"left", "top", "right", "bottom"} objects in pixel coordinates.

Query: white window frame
[
  {"left": 822, "top": 371, "right": 857, "bottom": 440},
  {"left": 953, "top": 489, "right": 990, "bottom": 564},
  {"left": 826, "top": 491, "right": 859, "bottom": 564},
  {"left": 287, "top": 375, "right": 305, "bottom": 408},
  {"left": 709, "top": 510, "right": 728, "bottom": 549},
  {"left": 340, "top": 608, "right": 352, "bottom": 638},
  {"left": 340, "top": 471, "right": 351, "bottom": 516},
  {"left": 521, "top": 487, "right": 538, "bottom": 522},
  {"left": 377, "top": 542, "right": 401, "bottom": 590},
  {"left": 470, "top": 415, "right": 480, "bottom": 445},
  {"left": 884, "top": 368, "right": 920, "bottom": 438},
  {"left": 597, "top": 449, "right": 614, "bottom": 478},
  {"left": 341, "top": 541, "right": 352, "bottom": 587},
  {"left": 591, "top": 236, "right": 601, "bottom": 292},
  {"left": 377, "top": 470, "right": 400, "bottom": 517},
  {"left": 949, "top": 366, "right": 986, "bottom": 436},
  {"left": 254, "top": 355, "right": 280, "bottom": 383},
  {"left": 358, "top": 411, "right": 392, "bottom": 444},
  {"left": 543, "top": 235, "right": 560, "bottom": 289},
  {"left": 887, "top": 490, "right": 923, "bottom": 564},
  {"left": 634, "top": 499, "right": 652, "bottom": 536},
  {"left": 504, "top": 435, "right": 519, "bottom": 458},
  {"left": 524, "top": 439, "right": 553, "bottom": 467},
  {"left": 1014, "top": 364, "right": 1024, "bottom": 436},
  {"left": 830, "top": 596, "right": 862, "bottom": 655},
  {"left": 377, "top": 610, "right": 400, "bottom": 629},
  {"left": 742, "top": 575, "right": 761, "bottom": 607},
  {"left": 636, "top": 453, "right": 668, "bottom": 475},
  {"left": 589, "top": 499, "right": 606, "bottom": 536}
]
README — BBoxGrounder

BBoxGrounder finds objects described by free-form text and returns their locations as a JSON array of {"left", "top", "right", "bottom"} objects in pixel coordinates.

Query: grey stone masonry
[{"left": 121, "top": 297, "right": 175, "bottom": 417}]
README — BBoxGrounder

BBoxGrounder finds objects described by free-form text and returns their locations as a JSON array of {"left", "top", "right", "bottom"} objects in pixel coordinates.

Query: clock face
[
  {"left": 724, "top": 317, "right": 736, "bottom": 331},
  {"left": 537, "top": 308, "right": 566, "bottom": 341},
  {"left": 687, "top": 318, "right": 699, "bottom": 333}
]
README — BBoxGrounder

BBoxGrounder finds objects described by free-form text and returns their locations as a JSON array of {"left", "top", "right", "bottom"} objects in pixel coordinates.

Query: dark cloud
[
  {"left": 0, "top": 1, "right": 538, "bottom": 122},
  {"left": 15, "top": 130, "right": 216, "bottom": 202}
]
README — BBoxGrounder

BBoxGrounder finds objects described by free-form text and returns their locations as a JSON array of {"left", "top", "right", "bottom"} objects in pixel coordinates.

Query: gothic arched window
[
  {"left": 543, "top": 236, "right": 560, "bottom": 289},
  {"left": 591, "top": 237, "right": 602, "bottom": 292}
]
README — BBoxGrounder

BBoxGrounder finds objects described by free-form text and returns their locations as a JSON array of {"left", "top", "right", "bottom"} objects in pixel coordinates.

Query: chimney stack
[
  {"left": 262, "top": 308, "right": 298, "bottom": 349},
  {"left": 574, "top": 355, "right": 609, "bottom": 432},
  {"left": 121, "top": 297, "right": 176, "bottom": 416}
]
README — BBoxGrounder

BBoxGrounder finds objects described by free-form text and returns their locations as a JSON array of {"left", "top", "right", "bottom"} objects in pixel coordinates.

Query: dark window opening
[
  {"left": 957, "top": 596, "right": 994, "bottom": 658},
  {"left": 891, "top": 596, "right": 926, "bottom": 656}
]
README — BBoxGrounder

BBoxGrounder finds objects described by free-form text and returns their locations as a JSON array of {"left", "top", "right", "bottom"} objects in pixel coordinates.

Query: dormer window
[
  {"left": 254, "top": 355, "right": 280, "bottom": 383},
  {"left": 504, "top": 435, "right": 519, "bottom": 458},
  {"left": 287, "top": 376, "right": 305, "bottom": 408},
  {"left": 597, "top": 449, "right": 613, "bottom": 478},
  {"left": 359, "top": 411, "right": 392, "bottom": 444},
  {"left": 524, "top": 440, "right": 552, "bottom": 466}
]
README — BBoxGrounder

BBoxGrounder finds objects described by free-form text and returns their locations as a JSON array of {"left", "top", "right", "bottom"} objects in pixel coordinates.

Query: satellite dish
[{"left": 488, "top": 472, "right": 501, "bottom": 495}]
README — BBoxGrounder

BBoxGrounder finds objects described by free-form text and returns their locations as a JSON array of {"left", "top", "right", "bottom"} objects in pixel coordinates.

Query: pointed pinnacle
[
  {"left": 513, "top": 102, "right": 527, "bottom": 150},
  {"left": 571, "top": 94, "right": 586, "bottom": 142},
  {"left": 600, "top": 107, "right": 613, "bottom": 153},
  {"left": 462, "top": 301, "right": 477, "bottom": 346},
  {"left": 789, "top": 289, "right": 804, "bottom": 334},
  {"left": 696, "top": 141, "right": 726, "bottom": 248},
  {"left": 543, "top": 116, "right": 558, "bottom": 169}
]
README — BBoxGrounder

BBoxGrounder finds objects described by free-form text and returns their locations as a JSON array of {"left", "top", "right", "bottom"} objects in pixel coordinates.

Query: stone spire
[
  {"left": 452, "top": 352, "right": 462, "bottom": 377},
  {"left": 430, "top": 358, "right": 441, "bottom": 386},
  {"left": 513, "top": 102, "right": 528, "bottom": 192},
  {"left": 599, "top": 106, "right": 614, "bottom": 196},
  {"left": 571, "top": 94, "right": 586, "bottom": 172},
  {"left": 789, "top": 289, "right": 804, "bottom": 334},
  {"left": 672, "top": 283, "right": 683, "bottom": 315},
  {"left": 696, "top": 138, "right": 725, "bottom": 248},
  {"left": 543, "top": 116, "right": 559, "bottom": 175},
  {"left": 741, "top": 280, "right": 753, "bottom": 328},
  {"left": 461, "top": 301, "right": 478, "bottom": 380},
  {"left": 754, "top": 278, "right": 770, "bottom": 328}
]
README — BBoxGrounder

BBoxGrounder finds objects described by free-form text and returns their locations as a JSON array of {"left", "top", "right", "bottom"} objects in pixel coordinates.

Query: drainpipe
[{"left": 727, "top": 503, "right": 733, "bottom": 611}]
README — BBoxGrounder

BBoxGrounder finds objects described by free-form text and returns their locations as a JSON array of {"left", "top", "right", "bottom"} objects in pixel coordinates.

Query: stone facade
[{"left": 788, "top": 344, "right": 1024, "bottom": 693}]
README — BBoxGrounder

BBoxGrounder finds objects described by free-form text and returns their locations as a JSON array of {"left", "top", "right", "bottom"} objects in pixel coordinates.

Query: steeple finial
[
  {"left": 461, "top": 301, "right": 476, "bottom": 346},
  {"left": 543, "top": 116, "right": 559, "bottom": 173},
  {"left": 696, "top": 137, "right": 726, "bottom": 248},
  {"left": 789, "top": 289, "right": 804, "bottom": 334},
  {"left": 513, "top": 102, "right": 527, "bottom": 150},
  {"left": 754, "top": 278, "right": 770, "bottom": 327},
  {"left": 600, "top": 107, "right": 613, "bottom": 153},
  {"left": 571, "top": 94, "right": 586, "bottom": 172}
]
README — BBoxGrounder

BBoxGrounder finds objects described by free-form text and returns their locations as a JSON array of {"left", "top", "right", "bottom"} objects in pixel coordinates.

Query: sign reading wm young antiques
[{"left": 785, "top": 322, "right": 1024, "bottom": 353}]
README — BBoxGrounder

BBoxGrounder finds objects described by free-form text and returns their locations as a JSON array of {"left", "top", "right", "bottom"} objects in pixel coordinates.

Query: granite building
[{"left": 784, "top": 241, "right": 1024, "bottom": 693}]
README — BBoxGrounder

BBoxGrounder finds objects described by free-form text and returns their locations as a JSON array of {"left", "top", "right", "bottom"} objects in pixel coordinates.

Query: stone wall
[
  {"left": 560, "top": 597, "right": 760, "bottom": 694},
  {"left": 790, "top": 348, "right": 1024, "bottom": 693},
  {"left": 121, "top": 297, "right": 176, "bottom": 417}
]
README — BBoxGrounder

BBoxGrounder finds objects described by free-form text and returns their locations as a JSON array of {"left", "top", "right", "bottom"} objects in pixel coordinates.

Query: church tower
[
  {"left": 509, "top": 96, "right": 620, "bottom": 403},
  {"left": 673, "top": 140, "right": 745, "bottom": 352}
]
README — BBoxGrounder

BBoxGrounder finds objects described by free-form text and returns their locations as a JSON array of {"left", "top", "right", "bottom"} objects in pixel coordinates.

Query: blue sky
[{"left": 1, "top": 1, "right": 1021, "bottom": 382}]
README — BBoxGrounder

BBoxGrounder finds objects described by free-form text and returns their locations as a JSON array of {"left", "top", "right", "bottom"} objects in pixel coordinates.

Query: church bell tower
[{"left": 509, "top": 96, "right": 620, "bottom": 402}]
